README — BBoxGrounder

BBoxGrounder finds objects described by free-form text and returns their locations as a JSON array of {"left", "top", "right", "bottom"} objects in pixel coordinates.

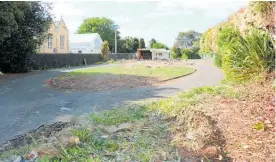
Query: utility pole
[
  {"left": 115, "top": 30, "right": 117, "bottom": 54},
  {"left": 112, "top": 24, "right": 119, "bottom": 54}
]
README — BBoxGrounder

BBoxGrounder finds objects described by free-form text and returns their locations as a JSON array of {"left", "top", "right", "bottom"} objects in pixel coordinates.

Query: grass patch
[
  {"left": 89, "top": 106, "right": 148, "bottom": 126},
  {"left": 69, "top": 65, "right": 195, "bottom": 80}
]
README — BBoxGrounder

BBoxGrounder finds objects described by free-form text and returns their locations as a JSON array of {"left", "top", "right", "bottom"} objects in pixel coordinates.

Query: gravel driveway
[{"left": 0, "top": 59, "right": 223, "bottom": 144}]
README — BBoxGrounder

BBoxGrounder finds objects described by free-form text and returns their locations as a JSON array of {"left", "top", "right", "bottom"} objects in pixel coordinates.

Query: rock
[
  {"left": 57, "top": 135, "right": 80, "bottom": 147},
  {"left": 35, "top": 147, "right": 62, "bottom": 158},
  {"left": 199, "top": 145, "right": 218, "bottom": 156},
  {"left": 0, "top": 71, "right": 3, "bottom": 75}
]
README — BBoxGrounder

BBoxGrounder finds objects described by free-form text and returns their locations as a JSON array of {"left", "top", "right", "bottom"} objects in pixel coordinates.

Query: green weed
[
  {"left": 72, "top": 129, "right": 92, "bottom": 143},
  {"left": 89, "top": 106, "right": 148, "bottom": 125}
]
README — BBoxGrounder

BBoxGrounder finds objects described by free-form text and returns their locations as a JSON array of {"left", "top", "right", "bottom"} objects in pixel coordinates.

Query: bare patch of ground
[
  {"left": 50, "top": 60, "right": 195, "bottom": 91},
  {"left": 52, "top": 74, "right": 159, "bottom": 91},
  {"left": 196, "top": 77, "right": 275, "bottom": 161}
]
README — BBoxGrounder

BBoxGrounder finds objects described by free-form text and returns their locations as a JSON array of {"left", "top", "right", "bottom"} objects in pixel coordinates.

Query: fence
[
  {"left": 110, "top": 53, "right": 136, "bottom": 60},
  {"left": 30, "top": 53, "right": 136, "bottom": 70}
]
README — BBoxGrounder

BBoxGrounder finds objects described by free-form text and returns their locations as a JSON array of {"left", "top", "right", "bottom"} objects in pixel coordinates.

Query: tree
[
  {"left": 77, "top": 17, "right": 118, "bottom": 52},
  {"left": 152, "top": 42, "right": 168, "bottom": 49},
  {"left": 101, "top": 41, "right": 110, "bottom": 61},
  {"left": 149, "top": 38, "right": 157, "bottom": 47},
  {"left": 139, "top": 38, "right": 145, "bottom": 48},
  {"left": 175, "top": 30, "right": 202, "bottom": 49},
  {"left": 133, "top": 38, "right": 139, "bottom": 52},
  {"left": 170, "top": 45, "right": 181, "bottom": 58},
  {"left": 0, "top": 2, "right": 52, "bottom": 73},
  {"left": 117, "top": 36, "right": 139, "bottom": 53}
]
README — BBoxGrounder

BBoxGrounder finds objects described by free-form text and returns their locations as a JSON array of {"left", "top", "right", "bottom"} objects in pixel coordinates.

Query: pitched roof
[
  {"left": 53, "top": 21, "right": 60, "bottom": 28},
  {"left": 138, "top": 48, "right": 168, "bottom": 52},
  {"left": 70, "top": 33, "right": 103, "bottom": 43}
]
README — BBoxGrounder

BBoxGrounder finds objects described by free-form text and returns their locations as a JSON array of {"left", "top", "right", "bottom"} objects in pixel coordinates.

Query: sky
[{"left": 52, "top": 0, "right": 248, "bottom": 47}]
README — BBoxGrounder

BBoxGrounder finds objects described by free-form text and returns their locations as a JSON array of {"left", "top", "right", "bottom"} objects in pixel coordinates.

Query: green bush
[
  {"left": 214, "top": 54, "right": 222, "bottom": 67},
  {"left": 181, "top": 48, "right": 193, "bottom": 59},
  {"left": 101, "top": 41, "right": 110, "bottom": 61},
  {"left": 181, "top": 53, "right": 188, "bottom": 60},
  {"left": 221, "top": 27, "right": 275, "bottom": 81},
  {"left": 181, "top": 47, "right": 201, "bottom": 59},
  {"left": 170, "top": 45, "right": 181, "bottom": 58}
]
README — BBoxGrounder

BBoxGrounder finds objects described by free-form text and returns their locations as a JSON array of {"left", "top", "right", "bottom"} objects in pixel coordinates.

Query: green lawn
[{"left": 70, "top": 65, "right": 195, "bottom": 80}]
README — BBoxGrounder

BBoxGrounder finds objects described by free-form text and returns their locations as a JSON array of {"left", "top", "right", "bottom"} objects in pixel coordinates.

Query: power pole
[
  {"left": 112, "top": 24, "right": 119, "bottom": 54},
  {"left": 115, "top": 31, "right": 117, "bottom": 54}
]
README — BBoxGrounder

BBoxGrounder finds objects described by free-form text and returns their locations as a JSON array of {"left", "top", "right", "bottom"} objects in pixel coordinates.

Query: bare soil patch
[
  {"left": 50, "top": 60, "right": 195, "bottom": 91},
  {"left": 52, "top": 74, "right": 159, "bottom": 91},
  {"left": 198, "top": 78, "right": 275, "bottom": 161}
]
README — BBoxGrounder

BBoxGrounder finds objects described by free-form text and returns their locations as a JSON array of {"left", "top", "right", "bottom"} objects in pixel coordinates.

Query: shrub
[
  {"left": 181, "top": 53, "right": 188, "bottom": 60},
  {"left": 214, "top": 54, "right": 222, "bottom": 67},
  {"left": 222, "top": 27, "right": 275, "bottom": 81},
  {"left": 101, "top": 40, "right": 110, "bottom": 61},
  {"left": 181, "top": 47, "right": 201, "bottom": 59},
  {"left": 181, "top": 48, "right": 193, "bottom": 59},
  {"left": 170, "top": 45, "right": 181, "bottom": 58}
]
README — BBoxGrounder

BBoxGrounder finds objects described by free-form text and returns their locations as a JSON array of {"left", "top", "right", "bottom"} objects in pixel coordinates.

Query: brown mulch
[
  {"left": 199, "top": 77, "right": 275, "bottom": 162},
  {"left": 48, "top": 60, "right": 195, "bottom": 92},
  {"left": 51, "top": 74, "right": 160, "bottom": 91}
]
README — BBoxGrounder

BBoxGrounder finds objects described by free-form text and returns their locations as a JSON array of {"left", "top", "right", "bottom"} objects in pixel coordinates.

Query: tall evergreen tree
[
  {"left": 139, "top": 38, "right": 145, "bottom": 48},
  {"left": 0, "top": 2, "right": 52, "bottom": 72}
]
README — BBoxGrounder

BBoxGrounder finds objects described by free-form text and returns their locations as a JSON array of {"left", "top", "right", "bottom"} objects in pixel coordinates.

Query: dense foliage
[
  {"left": 222, "top": 28, "right": 275, "bottom": 81},
  {"left": 0, "top": 2, "right": 52, "bottom": 73},
  {"left": 149, "top": 38, "right": 157, "bottom": 48},
  {"left": 171, "top": 30, "right": 202, "bottom": 60},
  {"left": 117, "top": 36, "right": 140, "bottom": 53},
  {"left": 175, "top": 30, "right": 202, "bottom": 49},
  {"left": 148, "top": 38, "right": 168, "bottom": 49},
  {"left": 151, "top": 42, "right": 168, "bottom": 49},
  {"left": 200, "top": 1, "right": 275, "bottom": 81},
  {"left": 170, "top": 45, "right": 181, "bottom": 59},
  {"left": 139, "top": 38, "right": 145, "bottom": 49}
]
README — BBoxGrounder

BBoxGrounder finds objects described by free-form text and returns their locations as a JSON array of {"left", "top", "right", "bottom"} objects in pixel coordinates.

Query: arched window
[{"left": 48, "top": 34, "right": 53, "bottom": 49}]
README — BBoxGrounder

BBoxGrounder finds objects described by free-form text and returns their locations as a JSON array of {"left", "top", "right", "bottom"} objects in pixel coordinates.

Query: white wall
[
  {"left": 69, "top": 35, "right": 102, "bottom": 54},
  {"left": 151, "top": 51, "right": 170, "bottom": 60}
]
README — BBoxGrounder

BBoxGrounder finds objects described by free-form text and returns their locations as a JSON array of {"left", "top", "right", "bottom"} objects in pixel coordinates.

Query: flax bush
[{"left": 221, "top": 27, "right": 275, "bottom": 81}]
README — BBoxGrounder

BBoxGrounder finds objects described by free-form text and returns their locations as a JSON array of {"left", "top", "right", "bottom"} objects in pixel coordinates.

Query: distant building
[
  {"left": 69, "top": 33, "right": 103, "bottom": 54},
  {"left": 39, "top": 18, "right": 69, "bottom": 54},
  {"left": 137, "top": 48, "right": 170, "bottom": 60}
]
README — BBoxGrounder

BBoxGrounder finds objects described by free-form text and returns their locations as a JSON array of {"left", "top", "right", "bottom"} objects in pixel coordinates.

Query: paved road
[{"left": 0, "top": 59, "right": 223, "bottom": 144}]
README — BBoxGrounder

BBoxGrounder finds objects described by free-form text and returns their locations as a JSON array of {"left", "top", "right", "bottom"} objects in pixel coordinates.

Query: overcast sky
[{"left": 52, "top": 0, "right": 247, "bottom": 47}]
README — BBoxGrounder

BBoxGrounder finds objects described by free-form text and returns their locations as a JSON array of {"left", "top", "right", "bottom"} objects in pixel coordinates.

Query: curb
[{"left": 159, "top": 68, "right": 197, "bottom": 83}]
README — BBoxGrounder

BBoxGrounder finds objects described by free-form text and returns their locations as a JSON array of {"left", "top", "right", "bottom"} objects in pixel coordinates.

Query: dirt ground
[
  {"left": 52, "top": 74, "right": 159, "bottom": 91},
  {"left": 50, "top": 60, "right": 195, "bottom": 91},
  {"left": 200, "top": 77, "right": 275, "bottom": 161}
]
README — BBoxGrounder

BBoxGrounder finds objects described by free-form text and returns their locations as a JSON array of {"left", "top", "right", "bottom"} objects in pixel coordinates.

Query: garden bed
[{"left": 50, "top": 61, "right": 195, "bottom": 91}]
